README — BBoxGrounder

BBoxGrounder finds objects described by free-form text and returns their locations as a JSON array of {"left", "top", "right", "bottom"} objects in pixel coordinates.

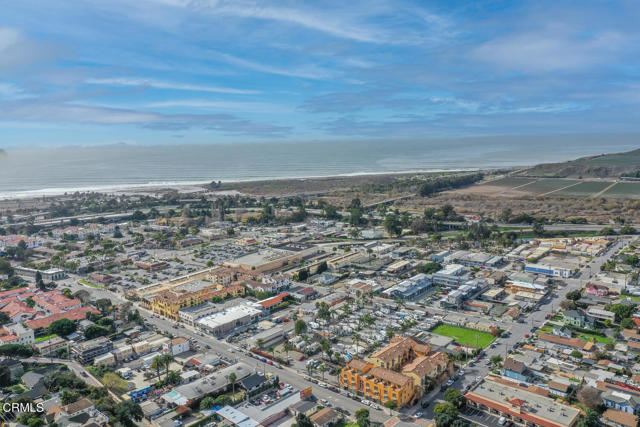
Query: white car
[{"left": 415, "top": 412, "right": 423, "bottom": 418}]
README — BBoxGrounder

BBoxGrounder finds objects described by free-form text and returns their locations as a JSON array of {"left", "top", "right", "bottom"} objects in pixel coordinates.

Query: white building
[
  {"left": 3, "top": 323, "right": 35, "bottom": 345},
  {"left": 196, "top": 304, "right": 262, "bottom": 336},
  {"left": 163, "top": 337, "right": 190, "bottom": 356}
]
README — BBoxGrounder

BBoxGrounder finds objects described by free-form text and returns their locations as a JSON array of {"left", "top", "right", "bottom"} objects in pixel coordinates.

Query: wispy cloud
[
  {"left": 210, "top": 51, "right": 335, "bottom": 80},
  {"left": 473, "top": 27, "right": 627, "bottom": 72},
  {"left": 189, "top": 1, "right": 384, "bottom": 43},
  {"left": 85, "top": 77, "right": 260, "bottom": 94},
  {"left": 0, "top": 26, "right": 59, "bottom": 72},
  {"left": 0, "top": 100, "right": 289, "bottom": 135},
  {"left": 146, "top": 99, "right": 291, "bottom": 113}
]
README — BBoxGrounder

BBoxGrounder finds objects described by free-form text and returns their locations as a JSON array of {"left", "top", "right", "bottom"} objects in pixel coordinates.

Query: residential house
[
  {"left": 503, "top": 358, "right": 531, "bottom": 383},
  {"left": 310, "top": 408, "right": 341, "bottom": 427},
  {"left": 563, "top": 310, "right": 595, "bottom": 329},
  {"left": 586, "top": 284, "right": 609, "bottom": 296},
  {"left": 603, "top": 390, "right": 640, "bottom": 414},
  {"left": 603, "top": 409, "right": 639, "bottom": 427}
]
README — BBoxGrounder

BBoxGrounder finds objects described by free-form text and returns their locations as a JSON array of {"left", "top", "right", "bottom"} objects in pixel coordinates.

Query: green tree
[
  {"left": 151, "top": 356, "right": 163, "bottom": 381},
  {"left": 577, "top": 409, "right": 599, "bottom": 427},
  {"left": 444, "top": 388, "right": 464, "bottom": 407},
  {"left": 84, "top": 325, "right": 110, "bottom": 339},
  {"left": 167, "top": 370, "right": 181, "bottom": 385},
  {"left": 422, "top": 262, "right": 442, "bottom": 274},
  {"left": 94, "top": 298, "right": 112, "bottom": 314},
  {"left": 606, "top": 303, "right": 637, "bottom": 323},
  {"left": 315, "top": 301, "right": 331, "bottom": 320},
  {"left": 228, "top": 371, "right": 238, "bottom": 395},
  {"left": 316, "top": 261, "right": 328, "bottom": 275},
  {"left": 200, "top": 396, "right": 215, "bottom": 410},
  {"left": 0, "top": 365, "right": 11, "bottom": 387},
  {"left": 114, "top": 400, "right": 144, "bottom": 427},
  {"left": 434, "top": 402, "right": 458, "bottom": 417},
  {"left": 295, "top": 319, "right": 308, "bottom": 335},
  {"left": 566, "top": 290, "right": 582, "bottom": 301},
  {"left": 25, "top": 297, "right": 35, "bottom": 308},
  {"left": 0, "top": 344, "right": 33, "bottom": 357},
  {"left": 0, "top": 312, "right": 11, "bottom": 326},
  {"left": 620, "top": 318, "right": 635, "bottom": 329},
  {"left": 435, "top": 413, "right": 456, "bottom": 427},
  {"left": 570, "top": 350, "right": 583, "bottom": 359},
  {"left": 490, "top": 355, "right": 503, "bottom": 366},
  {"left": 215, "top": 394, "right": 232, "bottom": 407},
  {"left": 297, "top": 269, "right": 309, "bottom": 281},
  {"left": 383, "top": 214, "right": 402, "bottom": 237},
  {"left": 384, "top": 399, "right": 398, "bottom": 414},
  {"left": 0, "top": 259, "right": 13, "bottom": 276},
  {"left": 532, "top": 220, "right": 545, "bottom": 237},
  {"left": 295, "top": 413, "right": 314, "bottom": 427},
  {"left": 161, "top": 353, "right": 174, "bottom": 381},
  {"left": 355, "top": 408, "right": 370, "bottom": 427}
]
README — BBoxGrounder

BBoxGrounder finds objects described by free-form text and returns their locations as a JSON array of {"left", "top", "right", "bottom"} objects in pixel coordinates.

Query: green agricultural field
[
  {"left": 519, "top": 178, "right": 581, "bottom": 194},
  {"left": 601, "top": 182, "right": 640, "bottom": 199},
  {"left": 553, "top": 181, "right": 613, "bottom": 196},
  {"left": 431, "top": 324, "right": 495, "bottom": 348},
  {"left": 487, "top": 177, "right": 537, "bottom": 188}
]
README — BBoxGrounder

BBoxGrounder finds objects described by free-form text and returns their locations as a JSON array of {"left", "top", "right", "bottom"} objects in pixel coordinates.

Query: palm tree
[
  {"left": 341, "top": 304, "right": 351, "bottom": 316},
  {"left": 318, "top": 364, "right": 327, "bottom": 382},
  {"left": 386, "top": 328, "right": 395, "bottom": 341},
  {"left": 228, "top": 372, "right": 237, "bottom": 396},
  {"left": 283, "top": 342, "right": 294, "bottom": 360},
  {"left": 151, "top": 356, "right": 163, "bottom": 382},
  {"left": 353, "top": 333, "right": 361, "bottom": 353},
  {"left": 162, "top": 354, "right": 174, "bottom": 381},
  {"left": 256, "top": 338, "right": 265, "bottom": 350},
  {"left": 268, "top": 346, "right": 275, "bottom": 360}
]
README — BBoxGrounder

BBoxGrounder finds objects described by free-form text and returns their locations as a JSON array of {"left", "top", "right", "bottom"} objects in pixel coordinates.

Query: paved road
[
  {"left": 418, "top": 236, "right": 634, "bottom": 420},
  {"left": 136, "top": 306, "right": 389, "bottom": 422},
  {"left": 60, "top": 234, "right": 633, "bottom": 424}
]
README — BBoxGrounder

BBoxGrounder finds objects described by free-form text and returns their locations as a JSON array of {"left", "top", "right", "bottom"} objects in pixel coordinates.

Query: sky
[{"left": 1, "top": 0, "right": 640, "bottom": 147}]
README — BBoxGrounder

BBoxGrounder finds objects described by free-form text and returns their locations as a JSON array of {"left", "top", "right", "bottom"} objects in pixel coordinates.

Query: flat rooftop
[
  {"left": 466, "top": 378, "right": 580, "bottom": 427},
  {"left": 197, "top": 304, "right": 262, "bottom": 329}
]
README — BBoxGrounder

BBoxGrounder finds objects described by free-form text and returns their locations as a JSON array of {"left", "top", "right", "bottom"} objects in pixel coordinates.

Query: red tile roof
[
  {"left": 25, "top": 306, "right": 99, "bottom": 330},
  {"left": 258, "top": 292, "right": 289, "bottom": 309}
]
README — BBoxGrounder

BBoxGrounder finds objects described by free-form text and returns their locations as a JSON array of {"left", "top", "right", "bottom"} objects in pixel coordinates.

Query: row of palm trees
[{"left": 150, "top": 353, "right": 175, "bottom": 383}]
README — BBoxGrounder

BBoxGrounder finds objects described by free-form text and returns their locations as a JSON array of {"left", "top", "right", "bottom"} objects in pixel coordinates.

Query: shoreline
[{"left": 0, "top": 167, "right": 492, "bottom": 201}]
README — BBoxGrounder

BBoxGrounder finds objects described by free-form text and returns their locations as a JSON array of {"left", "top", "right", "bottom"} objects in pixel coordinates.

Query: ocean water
[{"left": 0, "top": 137, "right": 637, "bottom": 198}]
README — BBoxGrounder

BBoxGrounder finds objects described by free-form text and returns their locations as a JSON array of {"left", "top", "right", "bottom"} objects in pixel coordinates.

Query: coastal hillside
[{"left": 519, "top": 148, "right": 640, "bottom": 178}]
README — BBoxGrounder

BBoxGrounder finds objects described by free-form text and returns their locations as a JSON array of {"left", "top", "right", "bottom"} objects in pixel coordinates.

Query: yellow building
[
  {"left": 340, "top": 359, "right": 415, "bottom": 407},
  {"left": 402, "top": 352, "right": 450, "bottom": 389},
  {"left": 340, "top": 336, "right": 450, "bottom": 407},
  {"left": 150, "top": 284, "right": 245, "bottom": 320},
  {"left": 366, "top": 336, "right": 431, "bottom": 370}
]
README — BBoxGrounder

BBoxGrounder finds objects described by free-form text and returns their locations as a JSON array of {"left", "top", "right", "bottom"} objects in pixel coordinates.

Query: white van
[{"left": 498, "top": 417, "right": 507, "bottom": 425}]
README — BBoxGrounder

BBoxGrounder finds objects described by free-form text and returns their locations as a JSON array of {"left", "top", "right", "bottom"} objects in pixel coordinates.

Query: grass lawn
[
  {"left": 537, "top": 325, "right": 553, "bottom": 334},
  {"left": 35, "top": 334, "right": 57, "bottom": 343},
  {"left": 78, "top": 279, "right": 104, "bottom": 289},
  {"left": 431, "top": 324, "right": 495, "bottom": 348},
  {"left": 576, "top": 332, "right": 614, "bottom": 345}
]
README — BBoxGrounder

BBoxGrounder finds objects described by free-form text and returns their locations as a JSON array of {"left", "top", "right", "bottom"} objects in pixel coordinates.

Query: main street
[{"left": 59, "top": 235, "right": 634, "bottom": 423}]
